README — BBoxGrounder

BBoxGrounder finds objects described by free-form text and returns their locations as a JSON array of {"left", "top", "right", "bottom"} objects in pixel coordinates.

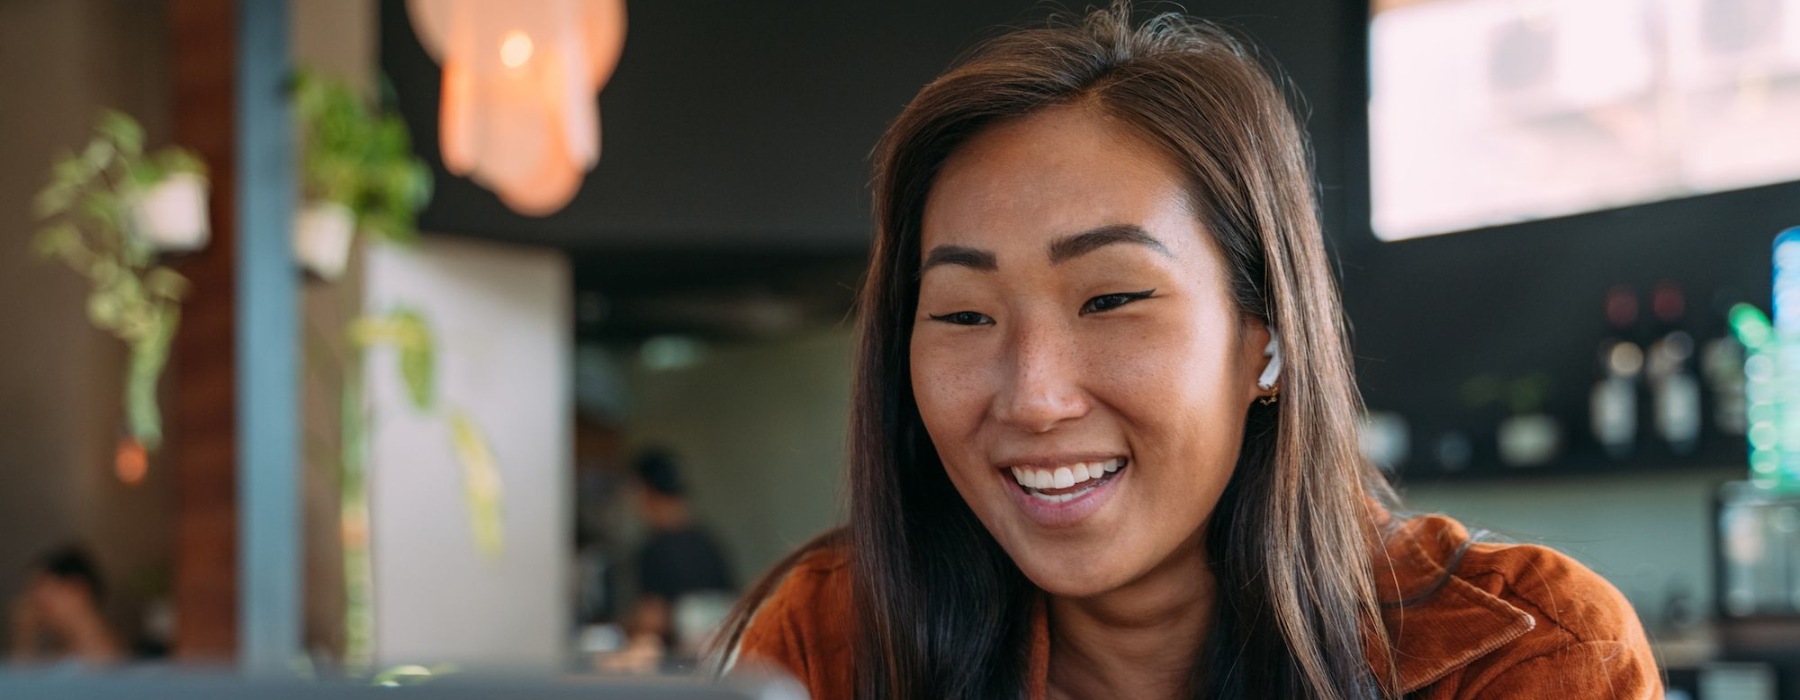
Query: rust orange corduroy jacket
[{"left": 736, "top": 513, "right": 1662, "bottom": 699}]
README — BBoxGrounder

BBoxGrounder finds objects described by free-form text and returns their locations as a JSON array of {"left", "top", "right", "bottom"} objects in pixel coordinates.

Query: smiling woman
[{"left": 714, "top": 3, "right": 1660, "bottom": 700}]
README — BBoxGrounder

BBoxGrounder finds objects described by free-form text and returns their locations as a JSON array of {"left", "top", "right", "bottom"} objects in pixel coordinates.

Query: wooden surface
[{"left": 168, "top": 0, "right": 239, "bottom": 662}]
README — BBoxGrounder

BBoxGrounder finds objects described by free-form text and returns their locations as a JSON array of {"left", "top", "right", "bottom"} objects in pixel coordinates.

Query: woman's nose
[{"left": 991, "top": 320, "right": 1090, "bottom": 433}]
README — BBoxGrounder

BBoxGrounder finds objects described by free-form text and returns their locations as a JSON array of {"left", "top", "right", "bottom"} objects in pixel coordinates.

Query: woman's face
[{"left": 909, "top": 104, "right": 1270, "bottom": 598}]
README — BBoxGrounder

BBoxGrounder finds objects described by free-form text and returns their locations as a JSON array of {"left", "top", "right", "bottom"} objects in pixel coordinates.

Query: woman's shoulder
[
  {"left": 732, "top": 543, "right": 855, "bottom": 696},
  {"left": 1379, "top": 513, "right": 1661, "bottom": 698}
]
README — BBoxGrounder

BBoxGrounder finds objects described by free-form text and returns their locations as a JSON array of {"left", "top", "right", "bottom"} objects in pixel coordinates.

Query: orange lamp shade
[{"left": 406, "top": 0, "right": 627, "bottom": 216}]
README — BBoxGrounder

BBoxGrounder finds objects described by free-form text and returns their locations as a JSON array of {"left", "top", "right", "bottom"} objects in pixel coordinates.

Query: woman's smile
[{"left": 996, "top": 455, "right": 1130, "bottom": 527}]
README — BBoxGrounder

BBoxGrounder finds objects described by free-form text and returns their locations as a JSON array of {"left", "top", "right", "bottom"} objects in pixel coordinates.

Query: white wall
[
  {"left": 364, "top": 236, "right": 571, "bottom": 668},
  {"left": 624, "top": 328, "right": 854, "bottom": 583}
]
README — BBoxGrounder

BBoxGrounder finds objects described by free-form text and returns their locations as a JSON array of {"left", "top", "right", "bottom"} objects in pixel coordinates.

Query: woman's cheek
[
  {"left": 912, "top": 340, "right": 987, "bottom": 436},
  {"left": 1082, "top": 318, "right": 1186, "bottom": 392}
]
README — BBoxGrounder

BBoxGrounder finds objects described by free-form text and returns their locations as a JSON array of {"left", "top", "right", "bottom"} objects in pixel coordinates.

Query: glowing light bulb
[{"left": 500, "top": 30, "right": 534, "bottom": 68}]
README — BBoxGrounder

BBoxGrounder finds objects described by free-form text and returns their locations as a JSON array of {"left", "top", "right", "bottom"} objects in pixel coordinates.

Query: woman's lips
[
  {"left": 998, "top": 457, "right": 1129, "bottom": 527},
  {"left": 1007, "top": 457, "right": 1126, "bottom": 499}
]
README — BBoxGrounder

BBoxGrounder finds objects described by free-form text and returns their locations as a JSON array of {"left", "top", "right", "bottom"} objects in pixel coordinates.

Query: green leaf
[
  {"left": 160, "top": 148, "right": 207, "bottom": 177},
  {"left": 52, "top": 153, "right": 91, "bottom": 187},
  {"left": 398, "top": 332, "right": 435, "bottom": 412},
  {"left": 81, "top": 138, "right": 115, "bottom": 174},
  {"left": 109, "top": 274, "right": 148, "bottom": 321},
  {"left": 90, "top": 259, "right": 121, "bottom": 284},
  {"left": 122, "top": 232, "right": 153, "bottom": 268},
  {"left": 144, "top": 267, "right": 190, "bottom": 300},
  {"left": 98, "top": 110, "right": 145, "bottom": 158},
  {"left": 79, "top": 190, "right": 124, "bottom": 235},
  {"left": 374, "top": 118, "right": 407, "bottom": 156},
  {"left": 106, "top": 270, "right": 140, "bottom": 297},
  {"left": 34, "top": 180, "right": 78, "bottom": 219},
  {"left": 360, "top": 211, "right": 414, "bottom": 246},
  {"left": 347, "top": 316, "right": 381, "bottom": 348},
  {"left": 125, "top": 158, "right": 166, "bottom": 190},
  {"left": 348, "top": 308, "right": 436, "bottom": 411},
  {"left": 34, "top": 222, "right": 81, "bottom": 261},
  {"left": 449, "top": 410, "right": 504, "bottom": 559},
  {"left": 406, "top": 161, "right": 433, "bottom": 208},
  {"left": 87, "top": 289, "right": 123, "bottom": 329}
]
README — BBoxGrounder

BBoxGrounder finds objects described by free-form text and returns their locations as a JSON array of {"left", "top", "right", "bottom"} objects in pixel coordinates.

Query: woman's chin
[{"left": 1012, "top": 548, "right": 1137, "bottom": 600}]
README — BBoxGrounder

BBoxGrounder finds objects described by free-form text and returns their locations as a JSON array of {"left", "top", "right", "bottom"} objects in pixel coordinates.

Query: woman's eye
[
  {"left": 928, "top": 311, "right": 994, "bottom": 326},
  {"left": 1081, "top": 289, "right": 1155, "bottom": 315}
]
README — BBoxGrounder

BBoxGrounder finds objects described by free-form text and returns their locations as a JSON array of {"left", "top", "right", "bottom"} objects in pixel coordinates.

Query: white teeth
[{"left": 1006, "top": 459, "right": 1128, "bottom": 491}]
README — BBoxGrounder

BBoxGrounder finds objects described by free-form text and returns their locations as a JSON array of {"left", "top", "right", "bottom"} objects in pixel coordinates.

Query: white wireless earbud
[{"left": 1257, "top": 336, "right": 1282, "bottom": 391}]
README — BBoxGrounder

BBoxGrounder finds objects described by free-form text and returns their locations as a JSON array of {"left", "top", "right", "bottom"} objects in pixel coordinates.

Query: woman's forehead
[{"left": 918, "top": 106, "right": 1206, "bottom": 263}]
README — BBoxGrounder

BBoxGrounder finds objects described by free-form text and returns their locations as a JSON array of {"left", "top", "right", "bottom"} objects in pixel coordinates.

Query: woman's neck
[{"left": 1044, "top": 536, "right": 1216, "bottom": 700}]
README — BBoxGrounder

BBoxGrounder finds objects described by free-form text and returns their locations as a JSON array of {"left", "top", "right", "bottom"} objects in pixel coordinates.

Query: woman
[{"left": 719, "top": 4, "right": 1660, "bottom": 699}]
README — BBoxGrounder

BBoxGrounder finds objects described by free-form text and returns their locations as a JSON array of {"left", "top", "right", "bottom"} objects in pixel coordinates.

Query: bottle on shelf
[
  {"left": 1702, "top": 290, "right": 1748, "bottom": 438},
  {"left": 1591, "top": 285, "right": 1642, "bottom": 460},
  {"left": 1647, "top": 281, "right": 1702, "bottom": 456}
]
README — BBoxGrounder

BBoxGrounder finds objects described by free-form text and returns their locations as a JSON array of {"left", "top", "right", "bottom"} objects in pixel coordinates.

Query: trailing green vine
[{"left": 33, "top": 111, "right": 207, "bottom": 451}]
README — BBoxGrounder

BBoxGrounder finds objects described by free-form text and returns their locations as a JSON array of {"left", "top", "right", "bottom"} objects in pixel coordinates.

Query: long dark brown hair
[{"left": 718, "top": 4, "right": 1401, "bottom": 698}]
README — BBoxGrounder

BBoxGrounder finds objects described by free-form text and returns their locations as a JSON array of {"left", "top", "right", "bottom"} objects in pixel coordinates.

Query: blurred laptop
[{"left": 0, "top": 671, "right": 809, "bottom": 700}]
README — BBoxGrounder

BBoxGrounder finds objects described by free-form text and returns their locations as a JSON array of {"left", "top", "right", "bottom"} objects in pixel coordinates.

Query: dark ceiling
[
  {"left": 379, "top": 0, "right": 1059, "bottom": 252},
  {"left": 376, "top": 0, "right": 1361, "bottom": 341},
  {"left": 378, "top": 0, "right": 1078, "bottom": 340}
]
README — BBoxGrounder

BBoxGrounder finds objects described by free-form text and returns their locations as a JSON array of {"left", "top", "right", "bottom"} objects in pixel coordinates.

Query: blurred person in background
[
  {"left": 8, "top": 545, "right": 123, "bottom": 665},
  {"left": 614, "top": 448, "right": 735, "bottom": 671}
]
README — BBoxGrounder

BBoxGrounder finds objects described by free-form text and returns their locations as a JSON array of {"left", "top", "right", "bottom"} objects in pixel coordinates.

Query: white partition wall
[{"left": 363, "top": 236, "right": 571, "bottom": 668}]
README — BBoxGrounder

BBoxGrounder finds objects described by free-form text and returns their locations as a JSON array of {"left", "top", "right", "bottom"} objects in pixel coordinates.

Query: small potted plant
[
  {"left": 128, "top": 152, "right": 210, "bottom": 253},
  {"left": 33, "top": 110, "right": 209, "bottom": 451},
  {"left": 291, "top": 69, "right": 433, "bottom": 280}
]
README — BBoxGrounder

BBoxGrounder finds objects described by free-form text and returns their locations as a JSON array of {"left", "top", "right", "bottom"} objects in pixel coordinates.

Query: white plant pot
[
  {"left": 294, "top": 201, "right": 356, "bottom": 281},
  {"left": 129, "top": 172, "right": 210, "bottom": 253}
]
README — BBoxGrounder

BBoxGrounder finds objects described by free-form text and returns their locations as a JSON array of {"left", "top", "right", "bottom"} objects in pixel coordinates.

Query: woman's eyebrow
[
  {"left": 920, "top": 245, "right": 998, "bottom": 275},
  {"left": 1048, "top": 223, "right": 1172, "bottom": 264},
  {"left": 918, "top": 223, "right": 1169, "bottom": 277}
]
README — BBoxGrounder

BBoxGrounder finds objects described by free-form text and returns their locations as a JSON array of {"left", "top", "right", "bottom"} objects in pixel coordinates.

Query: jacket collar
[
  {"left": 1375, "top": 512, "right": 1536, "bottom": 693},
  {"left": 1021, "top": 512, "right": 1534, "bottom": 697}
]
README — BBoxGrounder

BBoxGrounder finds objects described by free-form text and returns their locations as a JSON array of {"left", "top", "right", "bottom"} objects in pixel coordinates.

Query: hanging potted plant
[
  {"left": 33, "top": 110, "right": 209, "bottom": 451},
  {"left": 291, "top": 69, "right": 433, "bottom": 280}
]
